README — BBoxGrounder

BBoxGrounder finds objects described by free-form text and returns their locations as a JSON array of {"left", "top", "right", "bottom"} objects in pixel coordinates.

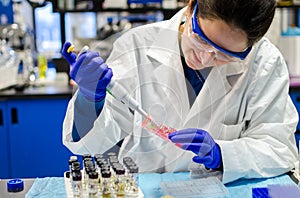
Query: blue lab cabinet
[
  {"left": 0, "top": 90, "right": 74, "bottom": 179},
  {"left": 0, "top": 102, "right": 10, "bottom": 178}
]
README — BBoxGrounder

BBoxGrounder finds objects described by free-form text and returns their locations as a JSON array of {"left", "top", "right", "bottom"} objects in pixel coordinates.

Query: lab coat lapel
[
  {"left": 147, "top": 33, "right": 190, "bottom": 121},
  {"left": 152, "top": 54, "right": 190, "bottom": 120},
  {"left": 184, "top": 62, "right": 246, "bottom": 126}
]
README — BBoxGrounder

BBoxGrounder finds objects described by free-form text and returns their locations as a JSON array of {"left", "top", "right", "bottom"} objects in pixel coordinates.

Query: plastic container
[
  {"left": 160, "top": 177, "right": 229, "bottom": 198},
  {"left": 7, "top": 179, "right": 24, "bottom": 192}
]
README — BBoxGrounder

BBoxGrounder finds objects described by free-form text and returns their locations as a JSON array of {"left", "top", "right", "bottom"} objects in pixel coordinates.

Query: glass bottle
[
  {"left": 115, "top": 167, "right": 125, "bottom": 197},
  {"left": 72, "top": 171, "right": 82, "bottom": 198},
  {"left": 125, "top": 165, "right": 139, "bottom": 197},
  {"left": 88, "top": 171, "right": 99, "bottom": 197},
  {"left": 102, "top": 170, "right": 113, "bottom": 198}
]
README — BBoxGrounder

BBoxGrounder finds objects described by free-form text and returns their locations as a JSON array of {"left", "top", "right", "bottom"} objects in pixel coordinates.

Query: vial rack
[{"left": 64, "top": 153, "right": 144, "bottom": 198}]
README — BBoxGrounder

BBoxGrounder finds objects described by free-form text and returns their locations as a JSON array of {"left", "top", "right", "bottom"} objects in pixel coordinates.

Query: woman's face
[{"left": 181, "top": 16, "right": 248, "bottom": 70}]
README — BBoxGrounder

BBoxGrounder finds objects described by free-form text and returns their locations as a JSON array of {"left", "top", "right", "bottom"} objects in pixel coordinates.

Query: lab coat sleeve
[
  {"left": 216, "top": 40, "right": 299, "bottom": 184},
  {"left": 71, "top": 91, "right": 105, "bottom": 142},
  {"left": 63, "top": 90, "right": 134, "bottom": 155}
]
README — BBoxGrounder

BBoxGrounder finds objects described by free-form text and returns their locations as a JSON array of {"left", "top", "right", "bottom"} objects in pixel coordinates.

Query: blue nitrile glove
[
  {"left": 62, "top": 42, "right": 113, "bottom": 101},
  {"left": 168, "top": 128, "right": 222, "bottom": 169}
]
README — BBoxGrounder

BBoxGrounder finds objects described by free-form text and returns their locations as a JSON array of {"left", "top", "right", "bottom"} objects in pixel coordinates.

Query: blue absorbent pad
[{"left": 25, "top": 177, "right": 66, "bottom": 198}]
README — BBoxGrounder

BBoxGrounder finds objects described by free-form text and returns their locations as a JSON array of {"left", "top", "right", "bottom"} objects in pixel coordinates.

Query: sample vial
[
  {"left": 125, "top": 165, "right": 139, "bottom": 197},
  {"left": 72, "top": 171, "right": 82, "bottom": 197},
  {"left": 88, "top": 171, "right": 99, "bottom": 197},
  {"left": 82, "top": 156, "right": 93, "bottom": 190},
  {"left": 101, "top": 170, "right": 112, "bottom": 198},
  {"left": 115, "top": 167, "right": 126, "bottom": 197}
]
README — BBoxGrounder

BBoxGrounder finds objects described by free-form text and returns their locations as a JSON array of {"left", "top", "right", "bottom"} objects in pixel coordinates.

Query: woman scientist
[{"left": 62, "top": 0, "right": 299, "bottom": 184}]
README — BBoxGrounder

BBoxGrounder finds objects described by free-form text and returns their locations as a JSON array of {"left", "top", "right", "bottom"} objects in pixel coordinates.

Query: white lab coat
[{"left": 63, "top": 8, "right": 299, "bottom": 183}]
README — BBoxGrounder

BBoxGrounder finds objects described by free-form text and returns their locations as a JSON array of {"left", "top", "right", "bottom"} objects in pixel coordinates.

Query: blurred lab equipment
[
  {"left": 103, "top": 0, "right": 127, "bottom": 8},
  {"left": 92, "top": 13, "right": 160, "bottom": 60},
  {"left": 162, "top": 0, "right": 178, "bottom": 9},
  {"left": 276, "top": 7, "right": 300, "bottom": 78},
  {"left": 294, "top": 0, "right": 300, "bottom": 5},
  {"left": 0, "top": 23, "right": 36, "bottom": 90},
  {"left": 0, "top": 39, "right": 19, "bottom": 90},
  {"left": 127, "top": 0, "right": 163, "bottom": 8},
  {"left": 97, "top": 17, "right": 119, "bottom": 40},
  {"left": 278, "top": 36, "right": 300, "bottom": 77}
]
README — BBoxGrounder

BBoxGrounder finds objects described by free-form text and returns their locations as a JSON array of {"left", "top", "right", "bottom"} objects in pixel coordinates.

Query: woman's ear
[
  {"left": 186, "top": 0, "right": 195, "bottom": 18},
  {"left": 186, "top": 6, "right": 192, "bottom": 17}
]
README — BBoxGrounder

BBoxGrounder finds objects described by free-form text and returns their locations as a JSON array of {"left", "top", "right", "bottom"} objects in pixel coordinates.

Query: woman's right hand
[{"left": 62, "top": 42, "right": 113, "bottom": 101}]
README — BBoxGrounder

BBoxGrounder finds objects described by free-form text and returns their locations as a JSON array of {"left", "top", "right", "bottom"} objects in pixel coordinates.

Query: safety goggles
[{"left": 190, "top": 3, "right": 252, "bottom": 62}]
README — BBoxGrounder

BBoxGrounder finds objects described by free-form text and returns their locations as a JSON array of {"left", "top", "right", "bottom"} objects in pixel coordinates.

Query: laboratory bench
[
  {"left": 0, "top": 172, "right": 299, "bottom": 198},
  {"left": 0, "top": 82, "right": 74, "bottom": 179}
]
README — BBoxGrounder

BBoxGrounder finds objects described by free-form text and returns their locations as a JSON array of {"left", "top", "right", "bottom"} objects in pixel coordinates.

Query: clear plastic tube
[{"left": 141, "top": 115, "right": 181, "bottom": 147}]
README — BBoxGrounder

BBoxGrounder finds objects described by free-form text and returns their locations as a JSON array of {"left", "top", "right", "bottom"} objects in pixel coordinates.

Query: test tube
[{"left": 142, "top": 115, "right": 181, "bottom": 147}]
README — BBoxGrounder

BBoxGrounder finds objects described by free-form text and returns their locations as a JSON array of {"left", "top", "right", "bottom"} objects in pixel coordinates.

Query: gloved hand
[
  {"left": 168, "top": 128, "right": 222, "bottom": 169},
  {"left": 61, "top": 42, "right": 113, "bottom": 101}
]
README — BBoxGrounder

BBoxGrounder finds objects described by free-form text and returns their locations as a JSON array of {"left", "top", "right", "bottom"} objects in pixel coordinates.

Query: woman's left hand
[{"left": 169, "top": 128, "right": 222, "bottom": 169}]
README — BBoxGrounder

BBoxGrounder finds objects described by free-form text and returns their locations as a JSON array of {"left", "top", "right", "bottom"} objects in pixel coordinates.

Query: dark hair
[{"left": 187, "top": 0, "right": 276, "bottom": 46}]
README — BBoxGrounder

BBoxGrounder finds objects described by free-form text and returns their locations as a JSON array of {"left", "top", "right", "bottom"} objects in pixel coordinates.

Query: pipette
[
  {"left": 69, "top": 45, "right": 148, "bottom": 118},
  {"left": 68, "top": 45, "right": 180, "bottom": 147}
]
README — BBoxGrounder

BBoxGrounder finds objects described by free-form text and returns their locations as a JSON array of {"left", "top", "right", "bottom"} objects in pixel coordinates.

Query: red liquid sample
[{"left": 141, "top": 115, "right": 181, "bottom": 148}]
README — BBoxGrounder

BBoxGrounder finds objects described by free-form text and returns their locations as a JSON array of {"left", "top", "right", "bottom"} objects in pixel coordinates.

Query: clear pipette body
[
  {"left": 106, "top": 79, "right": 148, "bottom": 118},
  {"left": 76, "top": 45, "right": 148, "bottom": 119}
]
